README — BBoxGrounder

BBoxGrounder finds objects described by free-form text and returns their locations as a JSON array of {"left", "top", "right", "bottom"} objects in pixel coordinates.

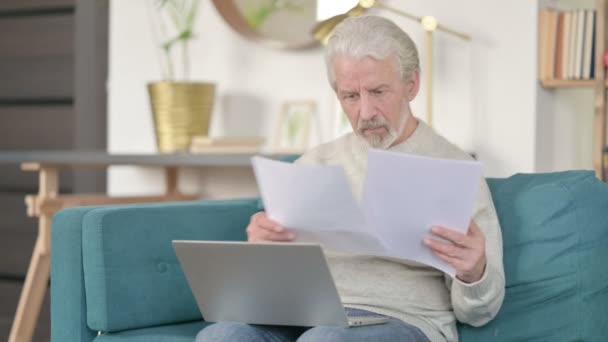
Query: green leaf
[{"left": 151, "top": 0, "right": 201, "bottom": 80}]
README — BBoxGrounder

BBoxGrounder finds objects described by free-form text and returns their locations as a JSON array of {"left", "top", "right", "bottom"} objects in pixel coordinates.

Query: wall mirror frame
[{"left": 211, "top": 0, "right": 327, "bottom": 50}]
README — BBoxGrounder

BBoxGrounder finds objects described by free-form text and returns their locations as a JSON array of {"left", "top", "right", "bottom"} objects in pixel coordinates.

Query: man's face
[{"left": 333, "top": 56, "right": 417, "bottom": 148}]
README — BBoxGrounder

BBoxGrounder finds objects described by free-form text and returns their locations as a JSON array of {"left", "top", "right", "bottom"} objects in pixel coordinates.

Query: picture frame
[{"left": 273, "top": 100, "right": 317, "bottom": 153}]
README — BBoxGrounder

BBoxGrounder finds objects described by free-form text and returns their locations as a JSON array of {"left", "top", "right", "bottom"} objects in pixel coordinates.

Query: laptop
[{"left": 172, "top": 240, "right": 389, "bottom": 327}]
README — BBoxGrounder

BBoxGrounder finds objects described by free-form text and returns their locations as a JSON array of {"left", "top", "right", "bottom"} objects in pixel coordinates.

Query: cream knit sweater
[{"left": 295, "top": 120, "right": 505, "bottom": 342}]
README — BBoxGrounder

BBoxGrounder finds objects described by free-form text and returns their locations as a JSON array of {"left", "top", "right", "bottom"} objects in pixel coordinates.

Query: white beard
[{"left": 357, "top": 110, "right": 409, "bottom": 149}]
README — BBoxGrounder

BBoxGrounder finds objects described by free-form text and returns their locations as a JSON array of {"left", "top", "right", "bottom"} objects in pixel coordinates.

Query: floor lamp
[{"left": 313, "top": 0, "right": 471, "bottom": 127}]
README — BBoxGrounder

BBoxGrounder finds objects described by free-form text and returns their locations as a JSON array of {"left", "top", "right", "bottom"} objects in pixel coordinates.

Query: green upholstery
[
  {"left": 51, "top": 199, "right": 259, "bottom": 341},
  {"left": 51, "top": 206, "right": 104, "bottom": 342},
  {"left": 459, "top": 171, "right": 608, "bottom": 340},
  {"left": 82, "top": 199, "right": 259, "bottom": 332},
  {"left": 51, "top": 171, "right": 608, "bottom": 341}
]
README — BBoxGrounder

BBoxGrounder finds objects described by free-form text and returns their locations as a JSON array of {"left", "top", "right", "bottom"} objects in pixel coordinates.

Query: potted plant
[{"left": 147, "top": 0, "right": 216, "bottom": 153}]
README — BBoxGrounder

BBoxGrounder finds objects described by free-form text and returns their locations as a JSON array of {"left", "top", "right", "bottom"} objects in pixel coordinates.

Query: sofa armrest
[
  {"left": 52, "top": 206, "right": 105, "bottom": 342},
  {"left": 52, "top": 198, "right": 261, "bottom": 337}
]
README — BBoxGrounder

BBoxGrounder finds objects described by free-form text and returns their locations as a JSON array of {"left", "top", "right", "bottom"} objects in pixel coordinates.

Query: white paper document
[{"left": 251, "top": 151, "right": 482, "bottom": 277}]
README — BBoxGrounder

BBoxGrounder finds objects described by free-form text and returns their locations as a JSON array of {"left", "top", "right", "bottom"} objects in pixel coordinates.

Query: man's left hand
[{"left": 423, "top": 221, "right": 486, "bottom": 283}]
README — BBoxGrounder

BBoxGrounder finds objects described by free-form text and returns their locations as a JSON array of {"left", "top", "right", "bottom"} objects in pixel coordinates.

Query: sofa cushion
[
  {"left": 459, "top": 171, "right": 608, "bottom": 341},
  {"left": 82, "top": 199, "right": 257, "bottom": 333},
  {"left": 94, "top": 320, "right": 209, "bottom": 342}
]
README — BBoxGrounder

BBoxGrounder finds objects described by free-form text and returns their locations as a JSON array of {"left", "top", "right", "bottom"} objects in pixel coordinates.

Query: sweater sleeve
[
  {"left": 446, "top": 179, "right": 505, "bottom": 327},
  {"left": 294, "top": 138, "right": 337, "bottom": 166}
]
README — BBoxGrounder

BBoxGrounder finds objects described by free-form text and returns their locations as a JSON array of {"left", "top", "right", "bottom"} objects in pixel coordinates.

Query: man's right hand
[{"left": 246, "top": 212, "right": 296, "bottom": 242}]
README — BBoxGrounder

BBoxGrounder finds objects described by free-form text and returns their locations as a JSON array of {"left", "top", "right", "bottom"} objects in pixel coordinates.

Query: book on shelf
[
  {"left": 554, "top": 11, "right": 565, "bottom": 79},
  {"left": 189, "top": 136, "right": 265, "bottom": 154},
  {"left": 539, "top": 6, "right": 597, "bottom": 83},
  {"left": 559, "top": 12, "right": 572, "bottom": 80},
  {"left": 567, "top": 10, "right": 578, "bottom": 79},
  {"left": 604, "top": 51, "right": 608, "bottom": 78},
  {"left": 573, "top": 10, "right": 585, "bottom": 79},
  {"left": 582, "top": 10, "right": 596, "bottom": 79}
]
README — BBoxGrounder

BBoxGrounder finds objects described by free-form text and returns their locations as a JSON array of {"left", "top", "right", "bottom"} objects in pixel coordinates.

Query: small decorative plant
[
  {"left": 148, "top": 0, "right": 201, "bottom": 80},
  {"left": 146, "top": 0, "right": 216, "bottom": 153}
]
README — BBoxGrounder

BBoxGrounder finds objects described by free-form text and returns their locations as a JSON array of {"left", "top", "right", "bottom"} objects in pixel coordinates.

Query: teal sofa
[{"left": 50, "top": 171, "right": 608, "bottom": 341}]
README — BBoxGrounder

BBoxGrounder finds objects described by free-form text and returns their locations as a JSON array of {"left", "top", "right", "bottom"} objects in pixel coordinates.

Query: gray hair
[{"left": 325, "top": 15, "right": 420, "bottom": 90}]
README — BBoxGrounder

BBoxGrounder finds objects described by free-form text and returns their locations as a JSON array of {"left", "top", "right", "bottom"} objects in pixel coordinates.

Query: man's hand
[
  {"left": 246, "top": 212, "right": 296, "bottom": 242},
  {"left": 423, "top": 221, "right": 486, "bottom": 283}
]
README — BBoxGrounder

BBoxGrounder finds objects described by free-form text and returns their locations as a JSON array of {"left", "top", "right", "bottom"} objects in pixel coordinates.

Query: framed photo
[{"left": 273, "top": 100, "right": 317, "bottom": 153}]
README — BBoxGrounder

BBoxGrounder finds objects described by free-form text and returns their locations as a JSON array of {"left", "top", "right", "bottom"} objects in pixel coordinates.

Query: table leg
[
  {"left": 9, "top": 167, "right": 58, "bottom": 342},
  {"left": 165, "top": 166, "right": 179, "bottom": 195}
]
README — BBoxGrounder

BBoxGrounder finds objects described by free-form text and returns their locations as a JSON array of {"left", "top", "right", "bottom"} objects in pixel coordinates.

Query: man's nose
[{"left": 359, "top": 94, "right": 376, "bottom": 120}]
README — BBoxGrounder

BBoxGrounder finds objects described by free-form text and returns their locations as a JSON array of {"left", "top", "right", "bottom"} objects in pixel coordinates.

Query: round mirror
[{"left": 212, "top": 0, "right": 359, "bottom": 50}]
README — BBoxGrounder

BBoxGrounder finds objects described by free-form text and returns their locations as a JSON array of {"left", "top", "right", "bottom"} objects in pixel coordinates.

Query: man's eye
[
  {"left": 372, "top": 90, "right": 384, "bottom": 95},
  {"left": 344, "top": 94, "right": 358, "bottom": 100}
]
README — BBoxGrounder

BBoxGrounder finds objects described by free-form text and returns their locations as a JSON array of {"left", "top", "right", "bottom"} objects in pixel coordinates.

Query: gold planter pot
[{"left": 148, "top": 81, "right": 216, "bottom": 153}]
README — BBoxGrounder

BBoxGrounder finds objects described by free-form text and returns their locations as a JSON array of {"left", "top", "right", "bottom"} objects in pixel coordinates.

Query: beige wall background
[{"left": 107, "top": 0, "right": 590, "bottom": 197}]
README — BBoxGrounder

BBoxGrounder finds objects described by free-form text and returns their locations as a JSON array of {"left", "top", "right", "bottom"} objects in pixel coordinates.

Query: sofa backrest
[
  {"left": 459, "top": 171, "right": 608, "bottom": 341},
  {"left": 81, "top": 199, "right": 258, "bottom": 333},
  {"left": 73, "top": 170, "right": 608, "bottom": 338}
]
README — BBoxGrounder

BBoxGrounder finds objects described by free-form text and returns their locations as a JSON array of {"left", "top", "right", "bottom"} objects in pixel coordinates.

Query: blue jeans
[{"left": 195, "top": 308, "right": 430, "bottom": 342}]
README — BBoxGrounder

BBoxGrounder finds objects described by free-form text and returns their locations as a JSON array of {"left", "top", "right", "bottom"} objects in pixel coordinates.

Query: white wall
[
  {"left": 108, "top": 0, "right": 332, "bottom": 196},
  {"left": 108, "top": 0, "right": 539, "bottom": 196},
  {"left": 379, "top": 0, "right": 538, "bottom": 177},
  {"left": 535, "top": 87, "right": 594, "bottom": 172},
  {"left": 535, "top": 0, "right": 596, "bottom": 173}
]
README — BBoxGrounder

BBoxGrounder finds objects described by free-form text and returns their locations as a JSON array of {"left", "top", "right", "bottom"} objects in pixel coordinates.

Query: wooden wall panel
[
  {"left": 0, "top": 194, "right": 36, "bottom": 276},
  {"left": 0, "top": 15, "right": 73, "bottom": 57},
  {"left": 0, "top": 2, "right": 104, "bottom": 340},
  {"left": 0, "top": 57, "right": 74, "bottom": 100},
  {"left": 0, "top": 106, "right": 74, "bottom": 190},
  {"left": 0, "top": 106, "right": 74, "bottom": 149},
  {"left": 0, "top": 167, "right": 73, "bottom": 193},
  {"left": 0, "top": 15, "right": 74, "bottom": 99},
  {"left": 0, "top": 168, "right": 38, "bottom": 193},
  {"left": 0, "top": 0, "right": 74, "bottom": 12},
  {"left": 0, "top": 280, "right": 50, "bottom": 342}
]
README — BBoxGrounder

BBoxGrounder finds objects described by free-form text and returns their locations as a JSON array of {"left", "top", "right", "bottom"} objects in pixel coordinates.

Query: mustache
[{"left": 358, "top": 117, "right": 389, "bottom": 130}]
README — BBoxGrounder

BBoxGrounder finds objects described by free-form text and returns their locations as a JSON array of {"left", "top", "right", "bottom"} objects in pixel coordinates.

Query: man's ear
[{"left": 406, "top": 69, "right": 420, "bottom": 101}]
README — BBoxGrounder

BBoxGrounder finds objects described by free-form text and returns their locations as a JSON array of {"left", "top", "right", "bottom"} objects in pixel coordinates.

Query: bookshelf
[
  {"left": 538, "top": 0, "right": 607, "bottom": 180},
  {"left": 541, "top": 79, "right": 598, "bottom": 87}
]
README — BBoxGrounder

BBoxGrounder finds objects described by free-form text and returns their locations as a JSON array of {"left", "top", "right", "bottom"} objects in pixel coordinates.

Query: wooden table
[{"left": 0, "top": 151, "right": 286, "bottom": 342}]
